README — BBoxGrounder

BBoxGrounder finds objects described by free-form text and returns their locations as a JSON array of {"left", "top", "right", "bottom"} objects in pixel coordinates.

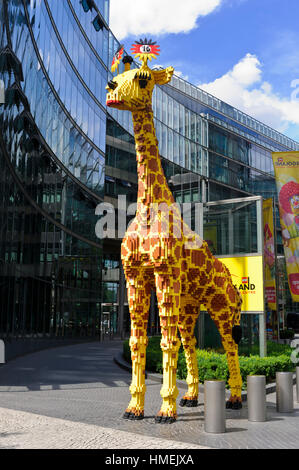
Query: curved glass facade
[
  {"left": 1, "top": 0, "right": 298, "bottom": 350},
  {"left": 0, "top": 0, "right": 105, "bottom": 343}
]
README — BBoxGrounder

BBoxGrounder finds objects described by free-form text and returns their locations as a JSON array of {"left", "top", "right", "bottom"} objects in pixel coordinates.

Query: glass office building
[{"left": 1, "top": 0, "right": 298, "bottom": 354}]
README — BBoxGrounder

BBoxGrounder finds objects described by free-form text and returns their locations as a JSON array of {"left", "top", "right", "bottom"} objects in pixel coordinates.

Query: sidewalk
[
  {"left": 0, "top": 407, "right": 206, "bottom": 449},
  {"left": 0, "top": 339, "right": 298, "bottom": 449}
]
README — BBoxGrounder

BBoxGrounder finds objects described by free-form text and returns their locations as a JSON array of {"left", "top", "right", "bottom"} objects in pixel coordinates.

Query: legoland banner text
[
  {"left": 217, "top": 255, "right": 264, "bottom": 313},
  {"left": 263, "top": 198, "right": 276, "bottom": 310},
  {"left": 272, "top": 152, "right": 299, "bottom": 302}
]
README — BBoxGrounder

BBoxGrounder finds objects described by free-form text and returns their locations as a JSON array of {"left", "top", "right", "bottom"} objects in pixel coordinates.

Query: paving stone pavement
[
  {"left": 0, "top": 407, "right": 207, "bottom": 449},
  {"left": 0, "top": 339, "right": 298, "bottom": 449}
]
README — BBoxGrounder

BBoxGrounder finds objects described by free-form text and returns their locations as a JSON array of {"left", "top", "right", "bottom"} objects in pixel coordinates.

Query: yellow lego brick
[{"left": 106, "top": 40, "right": 243, "bottom": 422}]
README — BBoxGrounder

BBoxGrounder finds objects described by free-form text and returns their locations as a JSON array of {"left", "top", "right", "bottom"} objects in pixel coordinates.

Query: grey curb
[{"left": 114, "top": 352, "right": 297, "bottom": 402}]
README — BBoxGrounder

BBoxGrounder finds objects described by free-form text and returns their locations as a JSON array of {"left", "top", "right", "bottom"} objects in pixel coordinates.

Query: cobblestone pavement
[
  {"left": 0, "top": 339, "right": 298, "bottom": 449},
  {"left": 0, "top": 407, "right": 207, "bottom": 449}
]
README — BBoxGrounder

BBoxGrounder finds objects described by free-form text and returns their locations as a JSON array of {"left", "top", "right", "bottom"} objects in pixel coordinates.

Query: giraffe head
[{"left": 106, "top": 39, "right": 174, "bottom": 112}]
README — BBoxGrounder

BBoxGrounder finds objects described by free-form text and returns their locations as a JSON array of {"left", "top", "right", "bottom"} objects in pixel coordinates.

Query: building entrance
[{"left": 100, "top": 304, "right": 118, "bottom": 340}]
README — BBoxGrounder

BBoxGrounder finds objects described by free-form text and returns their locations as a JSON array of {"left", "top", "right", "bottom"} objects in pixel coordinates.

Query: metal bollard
[
  {"left": 204, "top": 380, "right": 226, "bottom": 433},
  {"left": 296, "top": 367, "right": 299, "bottom": 403},
  {"left": 247, "top": 375, "right": 266, "bottom": 422},
  {"left": 276, "top": 372, "right": 293, "bottom": 413}
]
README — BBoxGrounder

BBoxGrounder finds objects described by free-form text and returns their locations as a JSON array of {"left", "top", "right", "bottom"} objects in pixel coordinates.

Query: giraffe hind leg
[
  {"left": 208, "top": 307, "right": 243, "bottom": 410},
  {"left": 225, "top": 319, "right": 243, "bottom": 410},
  {"left": 226, "top": 294, "right": 243, "bottom": 409},
  {"left": 224, "top": 332, "right": 243, "bottom": 409}
]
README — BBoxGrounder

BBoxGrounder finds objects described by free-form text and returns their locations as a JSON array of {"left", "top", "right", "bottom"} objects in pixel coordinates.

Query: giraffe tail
[{"left": 232, "top": 286, "right": 242, "bottom": 344}]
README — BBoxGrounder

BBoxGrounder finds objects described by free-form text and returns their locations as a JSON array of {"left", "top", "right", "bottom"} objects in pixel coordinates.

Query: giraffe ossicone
[{"left": 106, "top": 40, "right": 243, "bottom": 423}]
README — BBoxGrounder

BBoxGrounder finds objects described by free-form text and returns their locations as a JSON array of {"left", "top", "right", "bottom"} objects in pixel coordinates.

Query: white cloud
[
  {"left": 154, "top": 64, "right": 189, "bottom": 82},
  {"left": 198, "top": 53, "right": 299, "bottom": 137},
  {"left": 109, "top": 0, "right": 222, "bottom": 39},
  {"left": 174, "top": 70, "right": 190, "bottom": 82}
]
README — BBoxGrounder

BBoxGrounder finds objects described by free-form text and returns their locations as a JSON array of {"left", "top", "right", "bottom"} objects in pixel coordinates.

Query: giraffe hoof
[
  {"left": 180, "top": 398, "right": 198, "bottom": 407},
  {"left": 155, "top": 415, "right": 162, "bottom": 423},
  {"left": 155, "top": 412, "right": 176, "bottom": 424},
  {"left": 155, "top": 415, "right": 176, "bottom": 424},
  {"left": 226, "top": 400, "right": 242, "bottom": 410},
  {"left": 123, "top": 410, "right": 144, "bottom": 420},
  {"left": 186, "top": 399, "right": 198, "bottom": 408},
  {"left": 232, "top": 401, "right": 242, "bottom": 410}
]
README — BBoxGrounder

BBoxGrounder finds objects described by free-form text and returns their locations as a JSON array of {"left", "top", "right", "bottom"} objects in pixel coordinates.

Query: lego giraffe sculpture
[{"left": 106, "top": 40, "right": 243, "bottom": 423}]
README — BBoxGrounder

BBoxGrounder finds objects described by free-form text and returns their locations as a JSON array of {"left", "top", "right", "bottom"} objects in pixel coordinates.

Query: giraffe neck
[{"left": 132, "top": 108, "right": 175, "bottom": 207}]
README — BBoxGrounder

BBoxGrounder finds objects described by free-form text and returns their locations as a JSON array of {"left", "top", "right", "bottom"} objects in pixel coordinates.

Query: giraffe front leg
[
  {"left": 155, "top": 318, "right": 181, "bottom": 423},
  {"left": 124, "top": 334, "right": 148, "bottom": 420},
  {"left": 154, "top": 272, "right": 181, "bottom": 424},
  {"left": 123, "top": 271, "right": 152, "bottom": 420},
  {"left": 178, "top": 303, "right": 199, "bottom": 408}
]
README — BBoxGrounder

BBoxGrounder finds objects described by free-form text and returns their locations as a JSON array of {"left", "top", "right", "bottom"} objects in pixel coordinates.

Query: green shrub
[
  {"left": 279, "top": 329, "right": 295, "bottom": 339},
  {"left": 211, "top": 340, "right": 293, "bottom": 357},
  {"left": 123, "top": 336, "right": 163, "bottom": 373},
  {"left": 261, "top": 341, "right": 292, "bottom": 356},
  {"left": 123, "top": 337, "right": 295, "bottom": 389}
]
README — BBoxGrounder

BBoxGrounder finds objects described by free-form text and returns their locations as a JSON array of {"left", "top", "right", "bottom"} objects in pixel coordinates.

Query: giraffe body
[{"left": 106, "top": 51, "right": 243, "bottom": 423}]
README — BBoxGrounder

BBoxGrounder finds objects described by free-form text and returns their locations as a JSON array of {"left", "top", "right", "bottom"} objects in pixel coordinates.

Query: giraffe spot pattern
[{"left": 118, "top": 103, "right": 243, "bottom": 417}]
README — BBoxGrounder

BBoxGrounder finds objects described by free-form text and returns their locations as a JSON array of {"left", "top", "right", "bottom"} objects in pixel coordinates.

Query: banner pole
[
  {"left": 258, "top": 197, "right": 267, "bottom": 358},
  {"left": 273, "top": 198, "right": 280, "bottom": 342}
]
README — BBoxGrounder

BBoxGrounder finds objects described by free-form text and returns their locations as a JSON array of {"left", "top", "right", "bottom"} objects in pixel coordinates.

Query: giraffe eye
[
  {"left": 137, "top": 72, "right": 151, "bottom": 89},
  {"left": 108, "top": 80, "right": 117, "bottom": 90},
  {"left": 139, "top": 79, "right": 148, "bottom": 89}
]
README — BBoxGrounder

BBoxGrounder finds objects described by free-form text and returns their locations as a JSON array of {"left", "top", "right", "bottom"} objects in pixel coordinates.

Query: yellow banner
[
  {"left": 218, "top": 255, "right": 264, "bottom": 313},
  {"left": 263, "top": 198, "right": 276, "bottom": 310},
  {"left": 272, "top": 152, "right": 299, "bottom": 302},
  {"left": 203, "top": 223, "right": 217, "bottom": 255}
]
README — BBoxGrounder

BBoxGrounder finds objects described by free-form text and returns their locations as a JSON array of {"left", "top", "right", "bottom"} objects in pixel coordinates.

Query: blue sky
[{"left": 109, "top": 0, "right": 299, "bottom": 142}]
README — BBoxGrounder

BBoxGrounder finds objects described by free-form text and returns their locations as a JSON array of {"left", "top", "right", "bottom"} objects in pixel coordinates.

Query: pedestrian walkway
[
  {"left": 0, "top": 339, "right": 298, "bottom": 449},
  {"left": 0, "top": 407, "right": 206, "bottom": 449}
]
